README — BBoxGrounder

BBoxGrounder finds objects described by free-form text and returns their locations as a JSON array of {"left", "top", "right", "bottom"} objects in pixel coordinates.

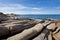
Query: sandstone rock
[
  {"left": 46, "top": 23, "right": 56, "bottom": 31},
  {"left": 53, "top": 23, "right": 60, "bottom": 40},
  {"left": 42, "top": 21, "right": 52, "bottom": 26},
  {"left": 7, "top": 23, "right": 43, "bottom": 40},
  {"left": 0, "top": 19, "right": 38, "bottom": 38},
  {"left": 33, "top": 29, "right": 49, "bottom": 40},
  {"left": 5, "top": 24, "right": 24, "bottom": 34},
  {"left": 48, "top": 32, "right": 52, "bottom": 40},
  {"left": 53, "top": 31, "right": 60, "bottom": 40},
  {"left": 0, "top": 25, "right": 9, "bottom": 37},
  {"left": 56, "top": 23, "right": 60, "bottom": 28}
]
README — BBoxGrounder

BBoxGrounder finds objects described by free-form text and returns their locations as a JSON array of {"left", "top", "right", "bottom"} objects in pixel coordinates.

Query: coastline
[
  {"left": 0, "top": 13, "right": 60, "bottom": 40},
  {"left": 0, "top": 18, "right": 60, "bottom": 40}
]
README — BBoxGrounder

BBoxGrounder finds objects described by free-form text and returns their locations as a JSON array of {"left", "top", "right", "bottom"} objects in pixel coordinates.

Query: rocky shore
[{"left": 0, "top": 18, "right": 60, "bottom": 40}]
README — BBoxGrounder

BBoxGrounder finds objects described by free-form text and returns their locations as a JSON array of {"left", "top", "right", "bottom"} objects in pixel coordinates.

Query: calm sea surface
[{"left": 16, "top": 14, "right": 60, "bottom": 20}]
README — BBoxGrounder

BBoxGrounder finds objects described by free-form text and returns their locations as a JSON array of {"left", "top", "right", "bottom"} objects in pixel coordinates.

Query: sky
[{"left": 0, "top": 0, "right": 60, "bottom": 14}]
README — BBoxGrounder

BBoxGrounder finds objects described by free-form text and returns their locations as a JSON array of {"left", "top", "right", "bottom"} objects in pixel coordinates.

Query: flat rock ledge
[{"left": 0, "top": 19, "right": 60, "bottom": 40}]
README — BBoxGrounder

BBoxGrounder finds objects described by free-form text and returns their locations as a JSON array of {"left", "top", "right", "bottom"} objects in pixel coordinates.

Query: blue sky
[{"left": 0, "top": 0, "right": 60, "bottom": 14}]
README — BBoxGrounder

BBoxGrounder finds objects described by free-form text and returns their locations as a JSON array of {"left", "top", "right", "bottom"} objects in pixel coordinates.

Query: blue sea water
[{"left": 16, "top": 14, "right": 60, "bottom": 20}]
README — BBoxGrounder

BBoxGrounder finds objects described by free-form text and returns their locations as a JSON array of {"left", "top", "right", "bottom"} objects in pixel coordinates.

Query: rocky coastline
[{"left": 0, "top": 13, "right": 60, "bottom": 40}]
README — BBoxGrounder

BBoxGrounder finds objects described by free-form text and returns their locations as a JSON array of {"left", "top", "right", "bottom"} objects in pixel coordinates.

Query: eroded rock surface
[{"left": 0, "top": 19, "right": 60, "bottom": 40}]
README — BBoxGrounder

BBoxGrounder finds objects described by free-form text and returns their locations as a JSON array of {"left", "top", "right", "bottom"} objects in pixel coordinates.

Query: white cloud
[
  {"left": 32, "top": 8, "right": 43, "bottom": 10},
  {"left": 57, "top": 7, "right": 60, "bottom": 9},
  {"left": 0, "top": 3, "right": 28, "bottom": 9},
  {"left": 0, "top": 3, "right": 27, "bottom": 14},
  {"left": 0, "top": 3, "right": 43, "bottom": 14},
  {"left": 55, "top": 7, "right": 60, "bottom": 9},
  {"left": 1, "top": 3, "right": 59, "bottom": 14}
]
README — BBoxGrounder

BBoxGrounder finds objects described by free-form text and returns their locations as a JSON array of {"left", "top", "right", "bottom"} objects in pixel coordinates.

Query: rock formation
[{"left": 0, "top": 18, "right": 60, "bottom": 40}]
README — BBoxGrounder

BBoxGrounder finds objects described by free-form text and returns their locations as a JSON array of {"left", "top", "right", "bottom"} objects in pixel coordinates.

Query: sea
[{"left": 16, "top": 14, "right": 60, "bottom": 20}]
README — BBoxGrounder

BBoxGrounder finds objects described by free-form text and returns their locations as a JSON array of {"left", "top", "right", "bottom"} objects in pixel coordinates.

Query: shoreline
[{"left": 0, "top": 18, "right": 60, "bottom": 40}]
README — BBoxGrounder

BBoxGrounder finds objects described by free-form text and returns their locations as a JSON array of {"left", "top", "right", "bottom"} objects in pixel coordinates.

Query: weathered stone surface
[
  {"left": 53, "top": 31, "right": 60, "bottom": 40},
  {"left": 7, "top": 23, "right": 43, "bottom": 40},
  {"left": 5, "top": 21, "right": 37, "bottom": 34},
  {"left": 42, "top": 21, "right": 52, "bottom": 26},
  {"left": 0, "top": 13, "right": 8, "bottom": 21},
  {"left": 46, "top": 23, "right": 56, "bottom": 31},
  {"left": 53, "top": 23, "right": 60, "bottom": 40},
  {"left": 48, "top": 32, "right": 52, "bottom": 40},
  {"left": 0, "top": 25, "right": 9, "bottom": 37},
  {"left": 56, "top": 23, "right": 60, "bottom": 30},
  {"left": 33, "top": 29, "right": 49, "bottom": 40},
  {"left": 0, "top": 19, "right": 38, "bottom": 38},
  {"left": 0, "top": 19, "right": 60, "bottom": 40}
]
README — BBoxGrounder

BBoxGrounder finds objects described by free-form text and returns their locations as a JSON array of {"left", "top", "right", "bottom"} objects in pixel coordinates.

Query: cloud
[
  {"left": 0, "top": 3, "right": 43, "bottom": 14},
  {"left": 0, "top": 3, "right": 27, "bottom": 14},
  {"left": 0, "top": 3, "right": 27, "bottom": 9},
  {"left": 55, "top": 7, "right": 60, "bottom": 9},
  {"left": 0, "top": 3, "right": 60, "bottom": 14},
  {"left": 57, "top": 7, "right": 60, "bottom": 9},
  {"left": 32, "top": 8, "right": 43, "bottom": 10}
]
